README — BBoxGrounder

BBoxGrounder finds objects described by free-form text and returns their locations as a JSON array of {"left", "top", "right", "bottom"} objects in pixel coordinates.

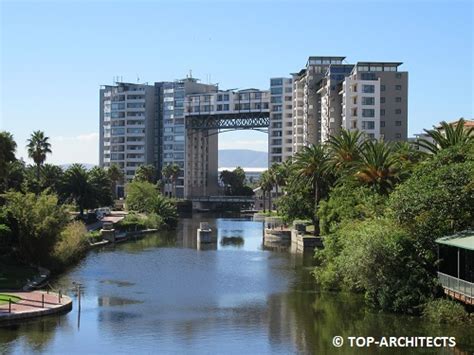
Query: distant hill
[{"left": 218, "top": 149, "right": 267, "bottom": 168}]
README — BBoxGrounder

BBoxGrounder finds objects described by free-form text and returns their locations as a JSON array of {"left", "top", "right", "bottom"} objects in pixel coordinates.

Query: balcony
[{"left": 438, "top": 272, "right": 474, "bottom": 305}]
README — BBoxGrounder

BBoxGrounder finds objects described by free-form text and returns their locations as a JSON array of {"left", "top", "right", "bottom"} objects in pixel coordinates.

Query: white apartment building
[
  {"left": 269, "top": 78, "right": 293, "bottom": 163},
  {"left": 99, "top": 82, "right": 155, "bottom": 186}
]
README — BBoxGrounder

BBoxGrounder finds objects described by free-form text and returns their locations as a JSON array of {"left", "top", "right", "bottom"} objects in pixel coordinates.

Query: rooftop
[{"left": 436, "top": 230, "right": 474, "bottom": 251}]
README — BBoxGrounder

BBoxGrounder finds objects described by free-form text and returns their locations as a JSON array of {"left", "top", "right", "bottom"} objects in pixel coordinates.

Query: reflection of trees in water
[{"left": 0, "top": 315, "right": 70, "bottom": 353}]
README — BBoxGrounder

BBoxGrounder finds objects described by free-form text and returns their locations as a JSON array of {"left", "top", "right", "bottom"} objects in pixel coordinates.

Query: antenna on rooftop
[
  {"left": 189, "top": 69, "right": 193, "bottom": 79},
  {"left": 137, "top": 74, "right": 140, "bottom": 83}
]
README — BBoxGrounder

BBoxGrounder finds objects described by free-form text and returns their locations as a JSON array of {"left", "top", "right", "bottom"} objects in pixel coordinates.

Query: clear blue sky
[{"left": 1, "top": 0, "right": 473, "bottom": 164}]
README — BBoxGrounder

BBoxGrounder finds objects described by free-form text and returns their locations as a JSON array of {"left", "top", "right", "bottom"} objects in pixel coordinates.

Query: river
[{"left": 0, "top": 215, "right": 473, "bottom": 354}]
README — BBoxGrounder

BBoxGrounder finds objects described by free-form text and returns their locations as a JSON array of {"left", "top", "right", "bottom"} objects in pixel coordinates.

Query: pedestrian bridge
[
  {"left": 191, "top": 196, "right": 254, "bottom": 203},
  {"left": 190, "top": 195, "right": 254, "bottom": 211}
]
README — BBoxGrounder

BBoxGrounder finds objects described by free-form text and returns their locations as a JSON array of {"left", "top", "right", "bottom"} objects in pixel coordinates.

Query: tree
[
  {"left": 219, "top": 167, "right": 251, "bottom": 196},
  {"left": 40, "top": 164, "right": 64, "bottom": 194},
  {"left": 133, "top": 164, "right": 157, "bottom": 184},
  {"left": 107, "top": 163, "right": 124, "bottom": 199},
  {"left": 88, "top": 166, "right": 113, "bottom": 207},
  {"left": 269, "top": 162, "right": 288, "bottom": 199},
  {"left": 61, "top": 164, "right": 96, "bottom": 216},
  {"left": 0, "top": 131, "right": 17, "bottom": 191},
  {"left": 161, "top": 163, "right": 180, "bottom": 197},
  {"left": 355, "top": 140, "right": 400, "bottom": 195},
  {"left": 125, "top": 181, "right": 177, "bottom": 227},
  {"left": 26, "top": 130, "right": 52, "bottom": 181},
  {"left": 328, "top": 129, "right": 365, "bottom": 173},
  {"left": 292, "top": 144, "right": 332, "bottom": 235},
  {"left": 259, "top": 170, "right": 274, "bottom": 211},
  {"left": 417, "top": 118, "right": 474, "bottom": 154}
]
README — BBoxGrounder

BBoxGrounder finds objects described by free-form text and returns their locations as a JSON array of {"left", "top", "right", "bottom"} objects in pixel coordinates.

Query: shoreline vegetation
[
  {"left": 0, "top": 131, "right": 178, "bottom": 291},
  {"left": 259, "top": 120, "right": 473, "bottom": 323}
]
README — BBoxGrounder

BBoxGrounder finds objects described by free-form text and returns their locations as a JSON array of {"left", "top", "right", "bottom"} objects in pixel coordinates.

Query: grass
[{"left": 0, "top": 294, "right": 21, "bottom": 305}]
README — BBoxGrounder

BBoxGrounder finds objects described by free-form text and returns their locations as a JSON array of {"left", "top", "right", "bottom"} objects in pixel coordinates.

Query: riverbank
[{"left": 0, "top": 291, "right": 72, "bottom": 323}]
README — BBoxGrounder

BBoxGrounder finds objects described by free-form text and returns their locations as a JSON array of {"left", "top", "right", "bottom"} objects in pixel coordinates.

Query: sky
[{"left": 1, "top": 0, "right": 473, "bottom": 165}]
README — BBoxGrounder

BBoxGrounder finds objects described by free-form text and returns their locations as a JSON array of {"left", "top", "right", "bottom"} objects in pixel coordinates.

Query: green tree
[
  {"left": 292, "top": 144, "right": 332, "bottom": 235},
  {"left": 40, "top": 164, "right": 64, "bottom": 194},
  {"left": 125, "top": 181, "right": 177, "bottom": 227},
  {"left": 259, "top": 170, "right": 274, "bottom": 211},
  {"left": 26, "top": 130, "right": 52, "bottom": 181},
  {"left": 417, "top": 118, "right": 474, "bottom": 154},
  {"left": 355, "top": 140, "right": 400, "bottom": 195},
  {"left": 61, "top": 164, "right": 96, "bottom": 216},
  {"left": 2, "top": 191, "right": 68, "bottom": 264},
  {"left": 107, "top": 163, "right": 124, "bottom": 199},
  {"left": 0, "top": 131, "right": 17, "bottom": 191},
  {"left": 134, "top": 164, "right": 157, "bottom": 183},
  {"left": 328, "top": 129, "right": 365, "bottom": 173},
  {"left": 88, "top": 166, "right": 113, "bottom": 207},
  {"left": 161, "top": 163, "right": 180, "bottom": 197}
]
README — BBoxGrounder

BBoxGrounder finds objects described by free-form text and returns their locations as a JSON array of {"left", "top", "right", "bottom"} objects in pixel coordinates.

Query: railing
[{"left": 438, "top": 272, "right": 474, "bottom": 299}]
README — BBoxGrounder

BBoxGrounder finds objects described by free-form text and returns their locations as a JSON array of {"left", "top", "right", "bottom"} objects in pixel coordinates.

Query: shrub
[
  {"left": 117, "top": 213, "right": 148, "bottom": 232},
  {"left": 423, "top": 299, "right": 470, "bottom": 324},
  {"left": 52, "top": 221, "right": 88, "bottom": 267}
]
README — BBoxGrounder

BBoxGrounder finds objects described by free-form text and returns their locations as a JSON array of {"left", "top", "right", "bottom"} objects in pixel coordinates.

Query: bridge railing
[
  {"left": 437, "top": 272, "right": 474, "bottom": 299},
  {"left": 191, "top": 196, "right": 254, "bottom": 202}
]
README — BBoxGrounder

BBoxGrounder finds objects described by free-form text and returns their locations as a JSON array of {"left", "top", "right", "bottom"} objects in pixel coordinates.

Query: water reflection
[{"left": 1, "top": 215, "right": 473, "bottom": 354}]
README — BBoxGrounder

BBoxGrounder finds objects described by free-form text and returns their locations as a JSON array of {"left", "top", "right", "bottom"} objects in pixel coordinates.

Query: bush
[
  {"left": 2, "top": 191, "right": 68, "bottom": 264},
  {"left": 318, "top": 183, "right": 387, "bottom": 235},
  {"left": 52, "top": 221, "right": 88, "bottom": 267},
  {"left": 117, "top": 213, "right": 148, "bottom": 232},
  {"left": 125, "top": 181, "right": 177, "bottom": 228},
  {"left": 315, "top": 218, "right": 437, "bottom": 314},
  {"left": 423, "top": 299, "right": 470, "bottom": 324}
]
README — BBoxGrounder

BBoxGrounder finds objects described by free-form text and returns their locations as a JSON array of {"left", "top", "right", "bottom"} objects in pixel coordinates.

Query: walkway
[{"left": 0, "top": 291, "right": 72, "bottom": 322}]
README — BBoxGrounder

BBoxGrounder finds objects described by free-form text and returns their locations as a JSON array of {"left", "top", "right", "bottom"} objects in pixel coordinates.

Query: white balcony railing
[{"left": 438, "top": 272, "right": 474, "bottom": 299}]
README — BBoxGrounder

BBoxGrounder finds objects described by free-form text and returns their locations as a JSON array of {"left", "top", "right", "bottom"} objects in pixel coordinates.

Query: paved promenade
[{"left": 0, "top": 291, "right": 72, "bottom": 322}]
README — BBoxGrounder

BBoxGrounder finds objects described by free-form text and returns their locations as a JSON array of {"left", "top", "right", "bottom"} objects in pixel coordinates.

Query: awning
[{"left": 436, "top": 230, "right": 474, "bottom": 251}]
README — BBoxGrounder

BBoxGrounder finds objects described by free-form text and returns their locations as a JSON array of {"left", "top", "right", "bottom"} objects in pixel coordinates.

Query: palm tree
[
  {"left": 417, "top": 118, "right": 474, "bottom": 153},
  {"left": 170, "top": 164, "right": 181, "bottom": 198},
  {"left": 62, "top": 164, "right": 95, "bottom": 217},
  {"left": 269, "top": 163, "right": 288, "bottom": 199},
  {"left": 292, "top": 144, "right": 331, "bottom": 235},
  {"left": 259, "top": 170, "right": 274, "bottom": 212},
  {"left": 133, "top": 164, "right": 156, "bottom": 183},
  {"left": 355, "top": 140, "right": 399, "bottom": 195},
  {"left": 26, "top": 131, "right": 52, "bottom": 181},
  {"left": 107, "top": 163, "right": 124, "bottom": 199},
  {"left": 328, "top": 129, "right": 365, "bottom": 173},
  {"left": 161, "top": 164, "right": 172, "bottom": 196},
  {"left": 40, "top": 164, "right": 64, "bottom": 194}
]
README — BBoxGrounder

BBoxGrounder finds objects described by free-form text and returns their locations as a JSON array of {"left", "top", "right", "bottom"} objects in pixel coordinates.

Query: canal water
[{"left": 1, "top": 215, "right": 473, "bottom": 354}]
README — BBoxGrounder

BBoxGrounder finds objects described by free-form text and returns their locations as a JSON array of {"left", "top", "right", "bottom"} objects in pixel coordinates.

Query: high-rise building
[
  {"left": 269, "top": 78, "right": 293, "bottom": 163},
  {"left": 340, "top": 62, "right": 408, "bottom": 141},
  {"left": 99, "top": 82, "right": 156, "bottom": 193},
  {"left": 291, "top": 56, "right": 346, "bottom": 154}
]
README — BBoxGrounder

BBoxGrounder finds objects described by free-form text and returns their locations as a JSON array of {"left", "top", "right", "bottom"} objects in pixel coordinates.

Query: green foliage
[
  {"left": 133, "top": 164, "right": 157, "bottom": 183},
  {"left": 52, "top": 221, "right": 88, "bottom": 267},
  {"left": 389, "top": 145, "right": 474, "bottom": 243},
  {"left": 88, "top": 166, "right": 113, "bottom": 207},
  {"left": 2, "top": 191, "right": 68, "bottom": 264},
  {"left": 417, "top": 118, "right": 474, "bottom": 154},
  {"left": 26, "top": 130, "right": 52, "bottom": 180},
  {"left": 422, "top": 299, "right": 470, "bottom": 324},
  {"left": 315, "top": 219, "right": 437, "bottom": 314},
  {"left": 318, "top": 182, "right": 387, "bottom": 235},
  {"left": 117, "top": 212, "right": 164, "bottom": 231},
  {"left": 125, "top": 181, "right": 177, "bottom": 227},
  {"left": 0, "top": 131, "right": 17, "bottom": 192},
  {"left": 220, "top": 167, "right": 253, "bottom": 196},
  {"left": 276, "top": 180, "right": 313, "bottom": 223}
]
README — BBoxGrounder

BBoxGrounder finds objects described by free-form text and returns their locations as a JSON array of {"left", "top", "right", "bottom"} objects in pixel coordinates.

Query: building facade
[
  {"left": 99, "top": 82, "right": 155, "bottom": 185},
  {"left": 269, "top": 78, "right": 293, "bottom": 163}
]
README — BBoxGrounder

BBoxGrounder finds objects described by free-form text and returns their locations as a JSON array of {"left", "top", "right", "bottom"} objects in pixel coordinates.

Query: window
[
  {"left": 395, "top": 109, "right": 402, "bottom": 114},
  {"left": 217, "top": 94, "right": 223, "bottom": 101},
  {"left": 217, "top": 104, "right": 222, "bottom": 111},
  {"left": 271, "top": 87, "right": 282, "bottom": 95},
  {"left": 381, "top": 85, "right": 386, "bottom": 91},
  {"left": 380, "top": 121, "right": 385, "bottom": 127},
  {"left": 395, "top": 97, "right": 402, "bottom": 102},
  {"left": 272, "top": 113, "right": 282, "bottom": 120},
  {"left": 395, "top": 85, "right": 402, "bottom": 90},
  {"left": 223, "top": 104, "right": 229, "bottom": 110},
  {"left": 381, "top": 109, "right": 385, "bottom": 116},
  {"left": 362, "top": 121, "right": 375, "bottom": 130},
  {"left": 362, "top": 97, "right": 375, "bottom": 105},
  {"left": 361, "top": 73, "right": 376, "bottom": 80},
  {"left": 285, "top": 87, "right": 292, "bottom": 93},
  {"left": 271, "top": 96, "right": 282, "bottom": 103},
  {"left": 362, "top": 109, "right": 375, "bottom": 117},
  {"left": 396, "top": 73, "right": 402, "bottom": 79},
  {"left": 395, "top": 133, "right": 402, "bottom": 139},
  {"left": 395, "top": 120, "right": 402, "bottom": 126},
  {"left": 271, "top": 78, "right": 283, "bottom": 86},
  {"left": 380, "top": 97, "right": 385, "bottom": 103},
  {"left": 362, "top": 85, "right": 375, "bottom": 93}
]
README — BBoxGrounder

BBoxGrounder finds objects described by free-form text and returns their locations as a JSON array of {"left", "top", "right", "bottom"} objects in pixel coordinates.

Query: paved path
[{"left": 0, "top": 291, "right": 72, "bottom": 321}]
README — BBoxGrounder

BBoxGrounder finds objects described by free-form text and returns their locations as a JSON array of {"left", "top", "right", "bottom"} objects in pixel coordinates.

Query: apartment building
[
  {"left": 185, "top": 88, "right": 269, "bottom": 196},
  {"left": 269, "top": 78, "right": 293, "bottom": 163},
  {"left": 157, "top": 78, "right": 217, "bottom": 198},
  {"left": 292, "top": 56, "right": 346, "bottom": 154},
  {"left": 340, "top": 62, "right": 408, "bottom": 141},
  {"left": 99, "top": 82, "right": 155, "bottom": 188}
]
